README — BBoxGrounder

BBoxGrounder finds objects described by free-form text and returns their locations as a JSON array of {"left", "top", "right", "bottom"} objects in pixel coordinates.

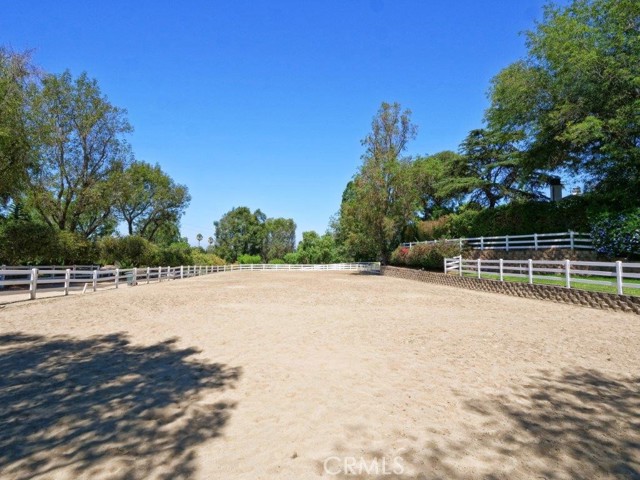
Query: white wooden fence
[
  {"left": 0, "top": 263, "right": 381, "bottom": 303},
  {"left": 444, "top": 256, "right": 640, "bottom": 295},
  {"left": 403, "top": 231, "right": 593, "bottom": 251}
]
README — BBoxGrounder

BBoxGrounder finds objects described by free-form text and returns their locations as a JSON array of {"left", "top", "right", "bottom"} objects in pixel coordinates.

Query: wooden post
[
  {"left": 616, "top": 261, "right": 623, "bottom": 295},
  {"left": 458, "top": 257, "right": 462, "bottom": 277},
  {"left": 480, "top": 236, "right": 484, "bottom": 250},
  {"left": 499, "top": 259, "right": 504, "bottom": 281},
  {"left": 565, "top": 259, "right": 571, "bottom": 288},
  {"left": 92, "top": 270, "right": 97, "bottom": 292},
  {"left": 570, "top": 230, "right": 575, "bottom": 251},
  {"left": 158, "top": 266, "right": 162, "bottom": 282},
  {"left": 133, "top": 267, "right": 138, "bottom": 286},
  {"left": 528, "top": 259, "right": 533, "bottom": 284},
  {"left": 477, "top": 258, "right": 481, "bottom": 279},
  {"left": 30, "top": 268, "right": 38, "bottom": 300},
  {"left": 147, "top": 267, "right": 150, "bottom": 284},
  {"left": 65, "top": 268, "right": 70, "bottom": 295},
  {"left": 115, "top": 268, "right": 119, "bottom": 289},
  {"left": 534, "top": 233, "right": 538, "bottom": 251},
  {"left": 505, "top": 235, "right": 510, "bottom": 252},
  {"left": 180, "top": 265, "right": 184, "bottom": 279}
]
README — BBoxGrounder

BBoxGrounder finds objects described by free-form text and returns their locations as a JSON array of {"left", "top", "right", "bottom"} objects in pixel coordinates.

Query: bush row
[{"left": 390, "top": 242, "right": 464, "bottom": 271}]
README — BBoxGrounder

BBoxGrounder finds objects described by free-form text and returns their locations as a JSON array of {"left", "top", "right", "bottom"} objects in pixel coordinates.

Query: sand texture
[{"left": 0, "top": 271, "right": 638, "bottom": 479}]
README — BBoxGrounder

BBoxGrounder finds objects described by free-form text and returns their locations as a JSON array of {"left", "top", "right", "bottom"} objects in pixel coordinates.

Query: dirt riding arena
[{"left": 1, "top": 271, "right": 638, "bottom": 479}]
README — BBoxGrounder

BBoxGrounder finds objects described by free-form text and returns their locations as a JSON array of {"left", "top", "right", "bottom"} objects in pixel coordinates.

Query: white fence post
[
  {"left": 65, "top": 268, "right": 70, "bottom": 295},
  {"left": 458, "top": 257, "right": 462, "bottom": 277},
  {"left": 505, "top": 235, "right": 510, "bottom": 252},
  {"left": 180, "top": 265, "right": 184, "bottom": 279},
  {"left": 534, "top": 233, "right": 538, "bottom": 251},
  {"left": 92, "top": 270, "right": 97, "bottom": 292},
  {"left": 30, "top": 268, "right": 38, "bottom": 300},
  {"left": 499, "top": 259, "right": 504, "bottom": 282},
  {"left": 147, "top": 267, "right": 150, "bottom": 284},
  {"left": 158, "top": 266, "right": 162, "bottom": 281},
  {"left": 480, "top": 237, "right": 484, "bottom": 250},
  {"left": 565, "top": 259, "right": 571, "bottom": 288},
  {"left": 477, "top": 258, "right": 481, "bottom": 279},
  {"left": 616, "top": 261, "right": 623, "bottom": 295},
  {"left": 443, "top": 259, "right": 447, "bottom": 274},
  {"left": 528, "top": 259, "right": 533, "bottom": 284},
  {"left": 115, "top": 268, "right": 119, "bottom": 289},
  {"left": 570, "top": 231, "right": 575, "bottom": 251},
  {"left": 133, "top": 267, "right": 138, "bottom": 286}
]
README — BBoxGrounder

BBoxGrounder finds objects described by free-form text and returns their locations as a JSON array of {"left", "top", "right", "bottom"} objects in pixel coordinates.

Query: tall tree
[
  {"left": 412, "top": 151, "right": 463, "bottom": 220},
  {"left": 486, "top": 0, "right": 640, "bottom": 204},
  {"left": 339, "top": 102, "right": 419, "bottom": 262},
  {"left": 438, "top": 129, "right": 544, "bottom": 208},
  {"left": 115, "top": 160, "right": 190, "bottom": 242},
  {"left": 196, "top": 233, "right": 203, "bottom": 246},
  {"left": 0, "top": 48, "right": 36, "bottom": 207},
  {"left": 213, "top": 207, "right": 266, "bottom": 262},
  {"left": 28, "top": 70, "right": 132, "bottom": 238},
  {"left": 262, "top": 217, "right": 296, "bottom": 261}
]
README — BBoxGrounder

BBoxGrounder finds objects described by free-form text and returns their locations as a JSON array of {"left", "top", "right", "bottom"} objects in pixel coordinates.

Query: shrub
[
  {"left": 98, "top": 236, "right": 158, "bottom": 268},
  {"left": 590, "top": 209, "right": 640, "bottom": 259},
  {"left": 390, "top": 241, "right": 465, "bottom": 271},
  {"left": 268, "top": 258, "right": 285, "bottom": 264},
  {"left": 237, "top": 254, "right": 262, "bottom": 264},
  {"left": 190, "top": 248, "right": 226, "bottom": 266},
  {"left": 283, "top": 252, "right": 299, "bottom": 264}
]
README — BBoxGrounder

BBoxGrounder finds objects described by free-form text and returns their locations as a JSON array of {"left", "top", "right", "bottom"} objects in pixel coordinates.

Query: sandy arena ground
[{"left": 0, "top": 271, "right": 638, "bottom": 479}]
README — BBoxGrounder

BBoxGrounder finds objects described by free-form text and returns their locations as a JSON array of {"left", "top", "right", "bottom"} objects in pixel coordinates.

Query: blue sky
[{"left": 2, "top": 0, "right": 561, "bottom": 244}]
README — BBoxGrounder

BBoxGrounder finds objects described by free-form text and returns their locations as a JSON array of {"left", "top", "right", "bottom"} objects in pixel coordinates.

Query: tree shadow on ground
[
  {"left": 325, "top": 368, "right": 640, "bottom": 479},
  {"left": 0, "top": 332, "right": 241, "bottom": 480}
]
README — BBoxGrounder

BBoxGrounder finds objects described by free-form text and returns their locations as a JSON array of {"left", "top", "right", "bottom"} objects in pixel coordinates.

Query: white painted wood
[
  {"left": 30, "top": 268, "right": 38, "bottom": 300},
  {"left": 65, "top": 268, "right": 70, "bottom": 295},
  {"left": 616, "top": 261, "right": 624, "bottom": 295}
]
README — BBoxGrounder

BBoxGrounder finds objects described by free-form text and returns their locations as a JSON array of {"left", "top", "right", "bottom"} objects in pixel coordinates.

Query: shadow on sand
[
  {"left": 326, "top": 368, "right": 640, "bottom": 479},
  {"left": 0, "top": 332, "right": 241, "bottom": 480}
]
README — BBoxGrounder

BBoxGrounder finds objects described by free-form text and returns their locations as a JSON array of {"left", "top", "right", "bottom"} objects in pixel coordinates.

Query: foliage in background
[
  {"left": 237, "top": 254, "right": 262, "bottom": 264},
  {"left": 262, "top": 217, "right": 296, "bottom": 262},
  {"left": 213, "top": 207, "right": 266, "bottom": 262},
  {"left": 590, "top": 210, "right": 640, "bottom": 259},
  {"left": 286, "top": 231, "right": 349, "bottom": 264},
  {"left": 390, "top": 242, "right": 465, "bottom": 271}
]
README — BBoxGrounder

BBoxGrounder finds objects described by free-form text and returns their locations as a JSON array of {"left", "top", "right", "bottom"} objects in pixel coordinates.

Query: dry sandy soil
[{"left": 0, "top": 271, "right": 638, "bottom": 480}]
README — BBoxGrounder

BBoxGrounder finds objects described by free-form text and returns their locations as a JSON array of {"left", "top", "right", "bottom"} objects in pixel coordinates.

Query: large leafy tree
[
  {"left": 438, "top": 129, "right": 544, "bottom": 208},
  {"left": 339, "top": 102, "right": 419, "bottom": 262},
  {"left": 114, "top": 160, "right": 190, "bottom": 242},
  {"left": 0, "top": 48, "right": 36, "bottom": 207},
  {"left": 412, "top": 151, "right": 463, "bottom": 220},
  {"left": 213, "top": 207, "right": 266, "bottom": 262},
  {"left": 262, "top": 217, "right": 296, "bottom": 261},
  {"left": 27, "top": 70, "right": 132, "bottom": 238},
  {"left": 292, "top": 230, "right": 347, "bottom": 264},
  {"left": 486, "top": 0, "right": 640, "bottom": 204}
]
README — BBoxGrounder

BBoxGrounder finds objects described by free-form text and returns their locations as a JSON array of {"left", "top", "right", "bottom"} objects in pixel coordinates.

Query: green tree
[
  {"left": 27, "top": 70, "right": 132, "bottom": 238},
  {"left": 213, "top": 207, "right": 266, "bottom": 262},
  {"left": 262, "top": 217, "right": 296, "bottom": 262},
  {"left": 339, "top": 102, "right": 419, "bottom": 262},
  {"left": 294, "top": 230, "right": 347, "bottom": 264},
  {"left": 208, "top": 236, "right": 214, "bottom": 247},
  {"left": 486, "top": 0, "right": 640, "bottom": 205},
  {"left": 196, "top": 233, "right": 203, "bottom": 246},
  {"left": 0, "top": 48, "right": 36, "bottom": 207},
  {"left": 412, "top": 151, "right": 463, "bottom": 220},
  {"left": 114, "top": 160, "right": 190, "bottom": 241},
  {"left": 438, "top": 129, "right": 544, "bottom": 208}
]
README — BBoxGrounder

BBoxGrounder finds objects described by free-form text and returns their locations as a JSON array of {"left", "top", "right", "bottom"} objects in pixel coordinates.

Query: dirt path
[{"left": 0, "top": 271, "right": 638, "bottom": 479}]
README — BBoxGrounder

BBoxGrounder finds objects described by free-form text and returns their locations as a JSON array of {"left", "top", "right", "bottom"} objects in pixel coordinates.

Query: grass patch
[{"left": 457, "top": 271, "right": 640, "bottom": 297}]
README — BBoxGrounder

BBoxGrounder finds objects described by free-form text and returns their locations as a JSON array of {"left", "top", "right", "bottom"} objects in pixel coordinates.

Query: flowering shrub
[
  {"left": 390, "top": 241, "right": 464, "bottom": 270},
  {"left": 590, "top": 209, "right": 640, "bottom": 259}
]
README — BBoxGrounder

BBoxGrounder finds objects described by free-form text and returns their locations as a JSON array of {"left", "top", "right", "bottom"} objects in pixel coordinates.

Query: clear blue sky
[{"left": 1, "top": 0, "right": 561, "bottom": 244}]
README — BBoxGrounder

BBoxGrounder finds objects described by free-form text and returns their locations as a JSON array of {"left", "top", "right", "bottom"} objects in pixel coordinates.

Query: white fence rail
[
  {"left": 444, "top": 256, "right": 639, "bottom": 295},
  {"left": 0, "top": 263, "right": 380, "bottom": 303},
  {"left": 403, "top": 231, "right": 593, "bottom": 251}
]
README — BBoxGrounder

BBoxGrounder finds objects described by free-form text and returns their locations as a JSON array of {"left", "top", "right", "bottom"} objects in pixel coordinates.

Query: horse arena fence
[
  {"left": 402, "top": 231, "right": 593, "bottom": 251},
  {"left": 0, "top": 263, "right": 381, "bottom": 304},
  {"left": 445, "top": 256, "right": 640, "bottom": 295}
]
